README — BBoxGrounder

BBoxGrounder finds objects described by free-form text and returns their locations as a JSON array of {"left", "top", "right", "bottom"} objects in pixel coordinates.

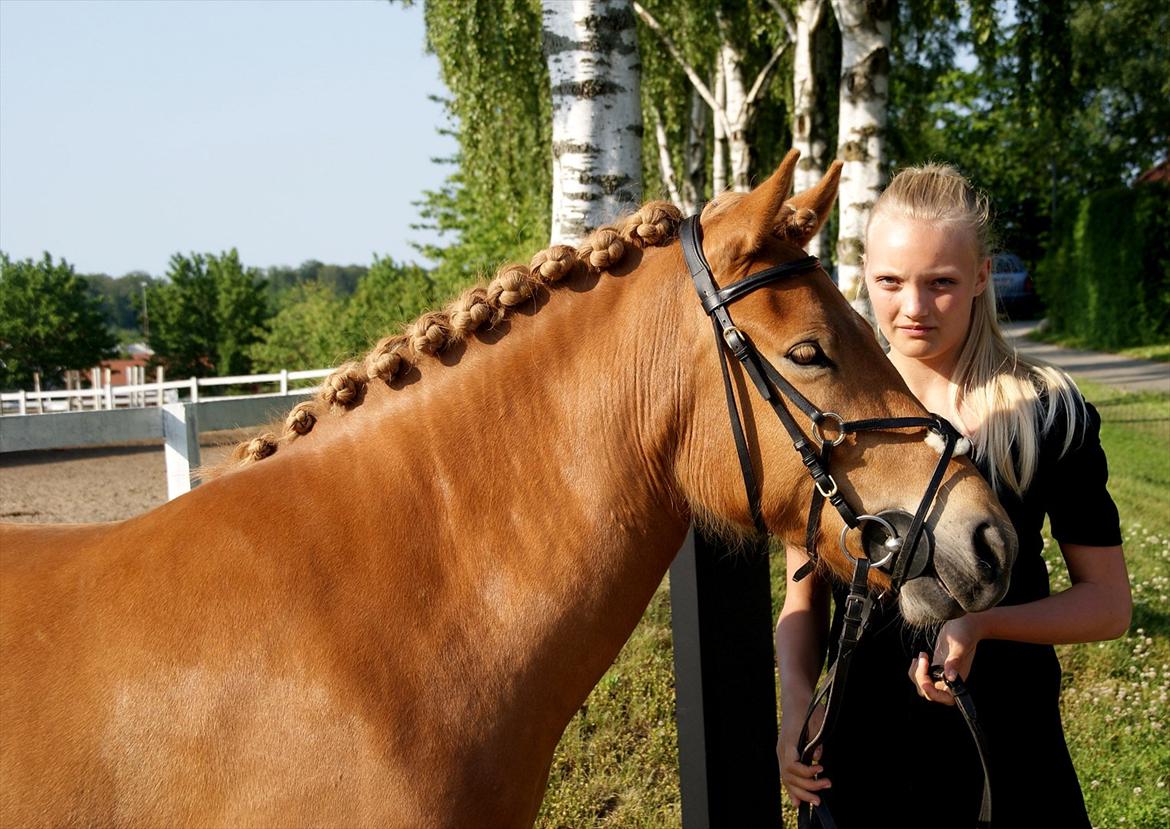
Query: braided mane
[{"left": 223, "top": 201, "right": 686, "bottom": 471}]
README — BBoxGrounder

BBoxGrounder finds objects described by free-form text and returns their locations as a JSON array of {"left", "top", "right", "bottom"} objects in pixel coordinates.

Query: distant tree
[
  {"left": 81, "top": 270, "right": 158, "bottom": 341},
  {"left": 264, "top": 260, "right": 368, "bottom": 306},
  {"left": 0, "top": 252, "right": 116, "bottom": 389},
  {"left": 211, "top": 250, "right": 269, "bottom": 376},
  {"left": 342, "top": 255, "right": 436, "bottom": 352},
  {"left": 146, "top": 250, "right": 268, "bottom": 378},
  {"left": 249, "top": 282, "right": 351, "bottom": 371}
]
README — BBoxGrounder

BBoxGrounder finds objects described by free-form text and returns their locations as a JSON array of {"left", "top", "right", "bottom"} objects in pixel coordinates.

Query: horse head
[{"left": 674, "top": 150, "right": 1016, "bottom": 624}]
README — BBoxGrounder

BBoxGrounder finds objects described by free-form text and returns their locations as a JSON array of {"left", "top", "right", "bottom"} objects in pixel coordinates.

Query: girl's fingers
[{"left": 909, "top": 653, "right": 956, "bottom": 705}]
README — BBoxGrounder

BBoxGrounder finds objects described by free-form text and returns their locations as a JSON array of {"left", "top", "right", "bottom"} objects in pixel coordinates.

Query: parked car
[{"left": 991, "top": 252, "right": 1040, "bottom": 318}]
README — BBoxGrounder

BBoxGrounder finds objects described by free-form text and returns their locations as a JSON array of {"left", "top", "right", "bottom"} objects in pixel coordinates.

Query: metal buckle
[
  {"left": 722, "top": 325, "right": 745, "bottom": 351},
  {"left": 839, "top": 513, "right": 901, "bottom": 569},
  {"left": 812, "top": 412, "right": 847, "bottom": 447},
  {"left": 816, "top": 476, "right": 838, "bottom": 498}
]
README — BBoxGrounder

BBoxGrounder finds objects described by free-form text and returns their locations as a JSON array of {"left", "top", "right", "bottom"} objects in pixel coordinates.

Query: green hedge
[{"left": 1036, "top": 182, "right": 1170, "bottom": 350}]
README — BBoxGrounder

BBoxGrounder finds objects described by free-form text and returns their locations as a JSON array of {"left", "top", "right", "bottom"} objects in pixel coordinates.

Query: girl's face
[{"left": 864, "top": 215, "right": 989, "bottom": 371}]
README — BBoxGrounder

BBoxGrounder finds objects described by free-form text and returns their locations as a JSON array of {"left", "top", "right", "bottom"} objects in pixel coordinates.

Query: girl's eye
[
  {"left": 788, "top": 342, "right": 826, "bottom": 366},
  {"left": 933, "top": 278, "right": 957, "bottom": 288}
]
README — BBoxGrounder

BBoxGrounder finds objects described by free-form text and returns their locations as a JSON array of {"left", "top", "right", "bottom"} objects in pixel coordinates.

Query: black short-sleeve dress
[{"left": 815, "top": 398, "right": 1122, "bottom": 828}]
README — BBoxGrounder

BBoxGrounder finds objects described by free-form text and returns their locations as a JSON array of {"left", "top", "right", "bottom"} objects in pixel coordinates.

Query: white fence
[
  {"left": 0, "top": 368, "right": 335, "bottom": 501},
  {"left": 0, "top": 368, "right": 333, "bottom": 416}
]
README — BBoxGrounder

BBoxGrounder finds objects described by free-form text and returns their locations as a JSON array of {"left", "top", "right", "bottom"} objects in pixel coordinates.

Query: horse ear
[
  {"left": 738, "top": 149, "right": 801, "bottom": 252},
  {"left": 779, "top": 160, "right": 843, "bottom": 249}
]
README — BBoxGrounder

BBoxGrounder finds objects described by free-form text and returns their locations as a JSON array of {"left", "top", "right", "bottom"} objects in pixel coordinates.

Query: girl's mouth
[{"left": 899, "top": 325, "right": 935, "bottom": 337}]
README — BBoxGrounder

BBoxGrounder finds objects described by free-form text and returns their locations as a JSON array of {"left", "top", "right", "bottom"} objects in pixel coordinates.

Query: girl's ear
[
  {"left": 974, "top": 256, "right": 991, "bottom": 296},
  {"left": 779, "top": 161, "right": 843, "bottom": 249}
]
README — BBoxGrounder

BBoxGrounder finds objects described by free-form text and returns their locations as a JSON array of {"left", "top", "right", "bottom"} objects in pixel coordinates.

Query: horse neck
[{"left": 259, "top": 253, "right": 697, "bottom": 750}]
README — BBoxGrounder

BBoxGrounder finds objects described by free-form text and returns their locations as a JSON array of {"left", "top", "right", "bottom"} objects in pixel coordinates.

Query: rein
[{"left": 681, "top": 215, "right": 992, "bottom": 829}]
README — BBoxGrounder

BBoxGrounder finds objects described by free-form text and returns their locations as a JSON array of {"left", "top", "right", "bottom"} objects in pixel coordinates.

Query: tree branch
[
  {"left": 632, "top": 2, "right": 733, "bottom": 137},
  {"left": 742, "top": 39, "right": 791, "bottom": 118},
  {"left": 766, "top": 0, "right": 798, "bottom": 43}
]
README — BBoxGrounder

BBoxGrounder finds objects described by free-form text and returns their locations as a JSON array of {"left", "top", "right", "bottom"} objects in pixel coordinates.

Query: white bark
[
  {"left": 830, "top": 0, "right": 891, "bottom": 298},
  {"left": 543, "top": 0, "right": 642, "bottom": 245},
  {"left": 720, "top": 43, "right": 753, "bottom": 192},
  {"left": 793, "top": 0, "right": 829, "bottom": 258},
  {"left": 712, "top": 61, "right": 728, "bottom": 195},
  {"left": 633, "top": 2, "right": 791, "bottom": 197}
]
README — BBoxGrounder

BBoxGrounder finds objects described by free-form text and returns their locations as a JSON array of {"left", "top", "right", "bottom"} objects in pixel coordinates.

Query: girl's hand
[
  {"left": 778, "top": 705, "right": 831, "bottom": 808},
  {"left": 908, "top": 614, "right": 983, "bottom": 705}
]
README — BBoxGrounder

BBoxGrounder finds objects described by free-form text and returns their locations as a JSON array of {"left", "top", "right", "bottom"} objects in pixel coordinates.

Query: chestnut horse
[{"left": 0, "top": 152, "right": 1015, "bottom": 828}]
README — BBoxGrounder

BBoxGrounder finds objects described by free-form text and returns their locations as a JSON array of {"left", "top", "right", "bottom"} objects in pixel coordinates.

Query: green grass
[{"left": 536, "top": 379, "right": 1170, "bottom": 828}]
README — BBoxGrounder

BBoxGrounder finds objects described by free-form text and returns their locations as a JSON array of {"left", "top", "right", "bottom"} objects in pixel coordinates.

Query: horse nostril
[{"left": 973, "top": 522, "right": 1002, "bottom": 581}]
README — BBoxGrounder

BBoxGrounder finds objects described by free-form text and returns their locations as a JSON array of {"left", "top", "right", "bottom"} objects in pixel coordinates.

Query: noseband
[
  {"left": 681, "top": 214, "right": 965, "bottom": 593},
  {"left": 681, "top": 214, "right": 992, "bottom": 828}
]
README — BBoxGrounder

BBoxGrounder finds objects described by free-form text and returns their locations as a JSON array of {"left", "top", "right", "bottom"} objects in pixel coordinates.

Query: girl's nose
[{"left": 902, "top": 285, "right": 929, "bottom": 318}]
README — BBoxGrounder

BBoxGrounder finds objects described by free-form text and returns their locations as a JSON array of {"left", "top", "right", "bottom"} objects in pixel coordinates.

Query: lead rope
[{"left": 930, "top": 666, "right": 993, "bottom": 829}]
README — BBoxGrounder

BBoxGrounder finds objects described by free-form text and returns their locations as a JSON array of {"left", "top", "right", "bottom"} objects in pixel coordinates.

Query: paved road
[{"left": 1001, "top": 320, "right": 1170, "bottom": 396}]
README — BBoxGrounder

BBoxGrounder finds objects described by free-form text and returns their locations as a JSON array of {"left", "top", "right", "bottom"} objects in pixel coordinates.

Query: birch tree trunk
[
  {"left": 793, "top": 0, "right": 829, "bottom": 258},
  {"left": 720, "top": 42, "right": 751, "bottom": 192},
  {"left": 634, "top": 3, "right": 791, "bottom": 199},
  {"left": 543, "top": 0, "right": 642, "bottom": 245},
  {"left": 830, "top": 0, "right": 891, "bottom": 298},
  {"left": 712, "top": 61, "right": 728, "bottom": 195}
]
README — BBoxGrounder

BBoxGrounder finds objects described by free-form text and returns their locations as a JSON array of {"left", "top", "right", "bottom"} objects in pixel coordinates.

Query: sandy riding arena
[{"left": 0, "top": 434, "right": 243, "bottom": 524}]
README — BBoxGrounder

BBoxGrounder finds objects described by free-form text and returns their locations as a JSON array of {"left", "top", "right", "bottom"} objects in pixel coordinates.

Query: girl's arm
[
  {"left": 776, "top": 544, "right": 833, "bottom": 806},
  {"left": 911, "top": 543, "right": 1130, "bottom": 703}
]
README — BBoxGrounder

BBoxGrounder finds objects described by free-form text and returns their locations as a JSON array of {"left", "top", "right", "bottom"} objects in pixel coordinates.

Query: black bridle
[
  {"left": 681, "top": 214, "right": 992, "bottom": 829},
  {"left": 681, "top": 214, "right": 964, "bottom": 587}
]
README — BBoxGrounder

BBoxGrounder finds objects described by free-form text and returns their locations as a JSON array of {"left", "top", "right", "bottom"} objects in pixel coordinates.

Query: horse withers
[{"left": 0, "top": 151, "right": 1015, "bottom": 828}]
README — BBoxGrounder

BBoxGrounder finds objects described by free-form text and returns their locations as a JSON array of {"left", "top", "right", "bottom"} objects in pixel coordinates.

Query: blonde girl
[{"left": 776, "top": 164, "right": 1130, "bottom": 827}]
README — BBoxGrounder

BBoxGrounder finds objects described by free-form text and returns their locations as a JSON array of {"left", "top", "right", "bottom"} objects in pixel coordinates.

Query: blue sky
[{"left": 0, "top": 0, "right": 455, "bottom": 277}]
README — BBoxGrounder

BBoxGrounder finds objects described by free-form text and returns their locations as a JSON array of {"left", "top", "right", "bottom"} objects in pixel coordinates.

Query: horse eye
[{"left": 788, "top": 342, "right": 825, "bottom": 366}]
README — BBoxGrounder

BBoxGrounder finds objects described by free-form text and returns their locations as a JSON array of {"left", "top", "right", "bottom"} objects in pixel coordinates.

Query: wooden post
[
  {"left": 670, "top": 526, "right": 783, "bottom": 828},
  {"left": 104, "top": 368, "right": 113, "bottom": 409},
  {"left": 162, "top": 402, "right": 201, "bottom": 500},
  {"left": 189, "top": 376, "right": 199, "bottom": 403},
  {"left": 17, "top": 390, "right": 27, "bottom": 416},
  {"left": 33, "top": 372, "right": 42, "bottom": 414},
  {"left": 280, "top": 368, "right": 289, "bottom": 396},
  {"left": 156, "top": 366, "right": 165, "bottom": 406}
]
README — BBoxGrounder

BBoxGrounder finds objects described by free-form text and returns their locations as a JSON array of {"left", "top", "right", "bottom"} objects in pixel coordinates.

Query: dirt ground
[{"left": 0, "top": 432, "right": 247, "bottom": 524}]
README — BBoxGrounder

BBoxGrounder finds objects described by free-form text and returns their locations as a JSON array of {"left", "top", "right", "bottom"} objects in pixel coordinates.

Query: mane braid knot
[
  {"left": 321, "top": 362, "right": 367, "bottom": 410},
  {"left": 366, "top": 335, "right": 411, "bottom": 383},
  {"left": 488, "top": 264, "right": 537, "bottom": 308},
  {"left": 410, "top": 311, "right": 454, "bottom": 356},
  {"left": 234, "top": 433, "right": 278, "bottom": 465},
  {"left": 447, "top": 286, "right": 502, "bottom": 339},
  {"left": 576, "top": 226, "right": 625, "bottom": 271},
  {"left": 284, "top": 401, "right": 318, "bottom": 438},
  {"left": 529, "top": 245, "right": 578, "bottom": 285},
  {"left": 620, "top": 201, "right": 683, "bottom": 247}
]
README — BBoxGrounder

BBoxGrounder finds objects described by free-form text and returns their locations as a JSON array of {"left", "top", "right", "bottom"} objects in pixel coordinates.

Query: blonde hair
[{"left": 867, "top": 163, "right": 1085, "bottom": 496}]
